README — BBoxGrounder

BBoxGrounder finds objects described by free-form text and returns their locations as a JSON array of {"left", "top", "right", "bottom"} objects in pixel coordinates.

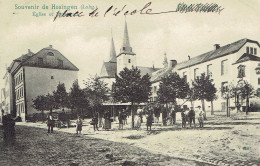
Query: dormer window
[
  {"left": 47, "top": 52, "right": 54, "bottom": 56},
  {"left": 58, "top": 59, "right": 63, "bottom": 68},
  {"left": 38, "top": 57, "right": 43, "bottom": 65}
]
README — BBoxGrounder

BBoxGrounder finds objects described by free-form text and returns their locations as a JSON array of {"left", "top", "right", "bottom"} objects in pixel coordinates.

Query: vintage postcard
[{"left": 0, "top": 0, "right": 260, "bottom": 165}]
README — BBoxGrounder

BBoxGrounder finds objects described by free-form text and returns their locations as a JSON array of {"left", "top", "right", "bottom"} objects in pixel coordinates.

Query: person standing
[
  {"left": 146, "top": 112, "right": 153, "bottom": 131},
  {"left": 104, "top": 111, "right": 111, "bottom": 130},
  {"left": 92, "top": 114, "right": 99, "bottom": 131},
  {"left": 189, "top": 107, "right": 196, "bottom": 127},
  {"left": 170, "top": 106, "right": 176, "bottom": 125},
  {"left": 162, "top": 105, "right": 168, "bottom": 126},
  {"left": 2, "top": 112, "right": 16, "bottom": 145},
  {"left": 181, "top": 110, "right": 186, "bottom": 128},
  {"left": 197, "top": 106, "right": 204, "bottom": 128},
  {"left": 76, "top": 116, "right": 83, "bottom": 134},
  {"left": 118, "top": 111, "right": 123, "bottom": 129},
  {"left": 47, "top": 113, "right": 54, "bottom": 133}
]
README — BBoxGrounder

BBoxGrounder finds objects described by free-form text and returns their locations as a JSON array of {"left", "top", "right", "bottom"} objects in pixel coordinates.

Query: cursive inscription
[{"left": 53, "top": 2, "right": 224, "bottom": 21}]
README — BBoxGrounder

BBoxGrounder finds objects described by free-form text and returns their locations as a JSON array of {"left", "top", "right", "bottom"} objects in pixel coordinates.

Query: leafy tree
[
  {"left": 32, "top": 95, "right": 47, "bottom": 122},
  {"left": 84, "top": 76, "right": 109, "bottom": 116},
  {"left": 68, "top": 80, "right": 88, "bottom": 118},
  {"left": 112, "top": 67, "right": 152, "bottom": 128},
  {"left": 221, "top": 83, "right": 235, "bottom": 117},
  {"left": 193, "top": 73, "right": 217, "bottom": 119},
  {"left": 53, "top": 83, "right": 68, "bottom": 110},
  {"left": 45, "top": 93, "right": 58, "bottom": 114},
  {"left": 187, "top": 85, "right": 197, "bottom": 108},
  {"left": 157, "top": 72, "right": 189, "bottom": 107},
  {"left": 237, "top": 80, "right": 254, "bottom": 115}
]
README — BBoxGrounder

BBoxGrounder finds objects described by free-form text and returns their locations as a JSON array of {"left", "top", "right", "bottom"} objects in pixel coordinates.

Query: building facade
[
  {"left": 99, "top": 21, "right": 260, "bottom": 112},
  {"left": 1, "top": 46, "right": 79, "bottom": 121}
]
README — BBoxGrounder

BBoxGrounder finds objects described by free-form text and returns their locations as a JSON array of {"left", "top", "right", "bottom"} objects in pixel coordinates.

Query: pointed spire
[
  {"left": 119, "top": 19, "right": 135, "bottom": 55},
  {"left": 123, "top": 20, "right": 131, "bottom": 48},
  {"left": 163, "top": 52, "right": 168, "bottom": 68},
  {"left": 109, "top": 30, "right": 117, "bottom": 63}
]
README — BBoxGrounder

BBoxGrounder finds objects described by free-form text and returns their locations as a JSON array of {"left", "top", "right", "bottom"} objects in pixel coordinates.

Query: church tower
[{"left": 117, "top": 20, "right": 136, "bottom": 74}]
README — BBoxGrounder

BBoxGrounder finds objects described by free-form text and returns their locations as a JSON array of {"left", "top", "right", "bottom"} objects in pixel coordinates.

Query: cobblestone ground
[{"left": 0, "top": 126, "right": 209, "bottom": 166}]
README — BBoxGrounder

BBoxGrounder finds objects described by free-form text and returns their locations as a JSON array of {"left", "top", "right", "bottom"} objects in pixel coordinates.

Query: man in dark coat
[
  {"left": 47, "top": 113, "right": 55, "bottom": 133},
  {"left": 189, "top": 107, "right": 196, "bottom": 127},
  {"left": 2, "top": 112, "right": 17, "bottom": 145}
]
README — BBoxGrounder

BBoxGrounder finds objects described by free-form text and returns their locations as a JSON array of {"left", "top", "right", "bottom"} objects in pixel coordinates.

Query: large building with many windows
[
  {"left": 1, "top": 45, "right": 79, "bottom": 121},
  {"left": 99, "top": 21, "right": 260, "bottom": 112}
]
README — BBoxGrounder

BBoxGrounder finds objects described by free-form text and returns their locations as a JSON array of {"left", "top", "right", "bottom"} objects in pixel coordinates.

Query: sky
[{"left": 0, "top": 0, "right": 260, "bottom": 88}]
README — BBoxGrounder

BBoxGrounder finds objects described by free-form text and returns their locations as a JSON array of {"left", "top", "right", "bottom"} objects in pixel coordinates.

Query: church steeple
[
  {"left": 163, "top": 52, "right": 168, "bottom": 68},
  {"left": 109, "top": 33, "right": 117, "bottom": 63},
  {"left": 119, "top": 20, "right": 135, "bottom": 55}
]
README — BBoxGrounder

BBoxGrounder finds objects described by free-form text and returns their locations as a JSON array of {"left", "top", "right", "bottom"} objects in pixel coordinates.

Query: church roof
[
  {"left": 234, "top": 53, "right": 260, "bottom": 64},
  {"left": 109, "top": 37, "right": 117, "bottom": 63},
  {"left": 176, "top": 38, "right": 260, "bottom": 70},
  {"left": 137, "top": 66, "right": 161, "bottom": 77},
  {"left": 99, "top": 62, "right": 117, "bottom": 78}
]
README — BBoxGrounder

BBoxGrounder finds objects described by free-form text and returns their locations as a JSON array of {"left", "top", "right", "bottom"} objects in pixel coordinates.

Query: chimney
[
  {"left": 168, "top": 60, "right": 177, "bottom": 70},
  {"left": 49, "top": 45, "right": 53, "bottom": 48},
  {"left": 28, "top": 49, "right": 31, "bottom": 53},
  {"left": 188, "top": 55, "right": 190, "bottom": 60},
  {"left": 214, "top": 44, "right": 220, "bottom": 50}
]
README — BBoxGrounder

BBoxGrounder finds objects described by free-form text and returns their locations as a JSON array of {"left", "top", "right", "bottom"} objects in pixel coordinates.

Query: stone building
[{"left": 1, "top": 45, "right": 78, "bottom": 121}]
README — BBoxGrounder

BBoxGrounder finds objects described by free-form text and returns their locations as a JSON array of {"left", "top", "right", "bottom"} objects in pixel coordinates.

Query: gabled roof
[
  {"left": 151, "top": 67, "right": 172, "bottom": 83},
  {"left": 137, "top": 66, "right": 161, "bottom": 77},
  {"left": 99, "top": 62, "right": 117, "bottom": 78},
  {"left": 22, "top": 46, "right": 79, "bottom": 71},
  {"left": 234, "top": 53, "right": 260, "bottom": 64},
  {"left": 176, "top": 38, "right": 260, "bottom": 70}
]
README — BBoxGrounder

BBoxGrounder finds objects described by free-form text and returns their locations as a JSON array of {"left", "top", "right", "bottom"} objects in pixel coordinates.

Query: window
[
  {"left": 123, "top": 47, "right": 125, "bottom": 51},
  {"left": 154, "top": 97, "right": 158, "bottom": 102},
  {"left": 258, "top": 78, "right": 260, "bottom": 85},
  {"left": 221, "top": 60, "right": 228, "bottom": 75},
  {"left": 47, "top": 52, "right": 54, "bottom": 56},
  {"left": 183, "top": 72, "right": 187, "bottom": 82},
  {"left": 246, "top": 47, "right": 249, "bottom": 53},
  {"left": 250, "top": 47, "right": 253, "bottom": 54},
  {"left": 194, "top": 68, "right": 198, "bottom": 79},
  {"left": 128, "top": 59, "right": 131, "bottom": 63},
  {"left": 254, "top": 48, "right": 257, "bottom": 55},
  {"left": 38, "top": 57, "right": 43, "bottom": 65},
  {"left": 207, "top": 64, "right": 212, "bottom": 77},
  {"left": 221, "top": 82, "right": 228, "bottom": 96},
  {"left": 58, "top": 59, "right": 63, "bottom": 68},
  {"left": 51, "top": 76, "right": 54, "bottom": 79},
  {"left": 237, "top": 65, "right": 245, "bottom": 78}
]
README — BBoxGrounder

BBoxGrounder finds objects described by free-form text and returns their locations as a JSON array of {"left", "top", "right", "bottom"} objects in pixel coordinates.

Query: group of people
[
  {"left": 47, "top": 104, "right": 206, "bottom": 135},
  {"left": 181, "top": 106, "right": 205, "bottom": 128}
]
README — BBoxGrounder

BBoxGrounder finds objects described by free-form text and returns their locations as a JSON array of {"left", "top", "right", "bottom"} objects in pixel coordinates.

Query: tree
[
  {"left": 68, "top": 80, "right": 88, "bottom": 118},
  {"left": 187, "top": 85, "right": 197, "bottom": 108},
  {"left": 112, "top": 67, "right": 152, "bottom": 128},
  {"left": 32, "top": 95, "right": 47, "bottom": 122},
  {"left": 84, "top": 76, "right": 109, "bottom": 116},
  {"left": 221, "top": 83, "right": 235, "bottom": 117},
  {"left": 157, "top": 72, "right": 189, "bottom": 107},
  {"left": 237, "top": 80, "right": 254, "bottom": 115},
  {"left": 193, "top": 73, "right": 217, "bottom": 119},
  {"left": 53, "top": 83, "right": 68, "bottom": 110}
]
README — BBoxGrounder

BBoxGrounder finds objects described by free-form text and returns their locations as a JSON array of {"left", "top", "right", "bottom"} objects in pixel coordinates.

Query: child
[{"left": 76, "top": 116, "right": 83, "bottom": 134}]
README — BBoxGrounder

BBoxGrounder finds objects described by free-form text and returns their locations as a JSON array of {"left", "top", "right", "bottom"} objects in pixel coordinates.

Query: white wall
[{"left": 24, "top": 66, "right": 78, "bottom": 115}]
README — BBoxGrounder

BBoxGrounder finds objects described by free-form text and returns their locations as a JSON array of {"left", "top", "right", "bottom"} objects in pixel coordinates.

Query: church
[{"left": 99, "top": 20, "right": 260, "bottom": 113}]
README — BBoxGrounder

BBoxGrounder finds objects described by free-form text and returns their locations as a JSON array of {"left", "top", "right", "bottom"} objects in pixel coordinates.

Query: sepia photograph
[{"left": 0, "top": 0, "right": 260, "bottom": 165}]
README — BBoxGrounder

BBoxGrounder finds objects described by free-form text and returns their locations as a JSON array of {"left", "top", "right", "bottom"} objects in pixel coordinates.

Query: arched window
[{"left": 47, "top": 52, "right": 54, "bottom": 56}]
